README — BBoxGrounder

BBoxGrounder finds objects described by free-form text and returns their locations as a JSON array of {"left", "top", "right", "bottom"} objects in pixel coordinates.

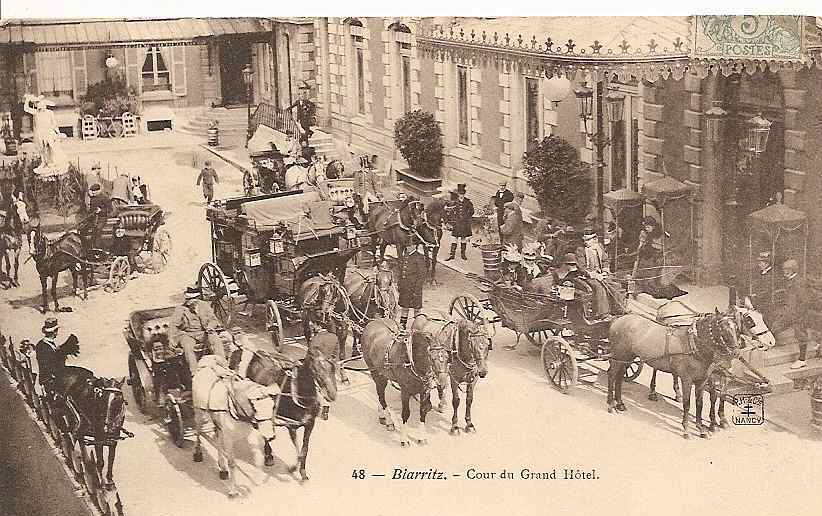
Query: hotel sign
[{"left": 692, "top": 15, "right": 805, "bottom": 62}]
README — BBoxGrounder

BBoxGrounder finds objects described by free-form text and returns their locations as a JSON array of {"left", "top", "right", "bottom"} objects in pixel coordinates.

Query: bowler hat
[
  {"left": 42, "top": 317, "right": 59, "bottom": 334},
  {"left": 184, "top": 286, "right": 202, "bottom": 300},
  {"left": 562, "top": 253, "right": 578, "bottom": 265},
  {"left": 456, "top": 184, "right": 466, "bottom": 194}
]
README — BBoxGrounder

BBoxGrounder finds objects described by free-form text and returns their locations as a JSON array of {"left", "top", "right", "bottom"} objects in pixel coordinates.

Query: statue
[{"left": 23, "top": 94, "right": 67, "bottom": 171}]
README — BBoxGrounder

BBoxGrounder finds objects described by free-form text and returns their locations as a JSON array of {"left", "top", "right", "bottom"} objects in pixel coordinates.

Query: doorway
[{"left": 220, "top": 39, "right": 252, "bottom": 106}]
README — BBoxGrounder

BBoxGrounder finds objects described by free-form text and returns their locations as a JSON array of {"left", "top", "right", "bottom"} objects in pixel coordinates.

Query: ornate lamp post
[
  {"left": 574, "top": 83, "right": 625, "bottom": 237},
  {"left": 242, "top": 64, "right": 254, "bottom": 145}
]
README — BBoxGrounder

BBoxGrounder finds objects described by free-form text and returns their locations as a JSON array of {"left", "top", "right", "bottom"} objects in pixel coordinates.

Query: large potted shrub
[
  {"left": 393, "top": 110, "right": 443, "bottom": 190},
  {"left": 523, "top": 135, "right": 593, "bottom": 224},
  {"left": 80, "top": 74, "right": 140, "bottom": 118}
]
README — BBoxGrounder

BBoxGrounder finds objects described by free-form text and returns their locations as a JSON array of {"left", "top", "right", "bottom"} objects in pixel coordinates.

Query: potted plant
[
  {"left": 523, "top": 135, "right": 593, "bottom": 224},
  {"left": 393, "top": 109, "right": 443, "bottom": 181},
  {"left": 80, "top": 75, "right": 140, "bottom": 118}
]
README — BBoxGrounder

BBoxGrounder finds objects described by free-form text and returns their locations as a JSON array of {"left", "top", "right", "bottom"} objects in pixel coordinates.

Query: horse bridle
[{"left": 450, "top": 327, "right": 487, "bottom": 383}]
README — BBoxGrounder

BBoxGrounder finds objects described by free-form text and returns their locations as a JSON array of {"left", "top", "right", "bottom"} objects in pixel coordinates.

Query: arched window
[
  {"left": 345, "top": 18, "right": 366, "bottom": 115},
  {"left": 390, "top": 21, "right": 413, "bottom": 114}
]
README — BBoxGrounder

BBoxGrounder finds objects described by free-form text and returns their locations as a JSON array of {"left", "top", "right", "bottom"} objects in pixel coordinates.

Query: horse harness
[{"left": 379, "top": 320, "right": 434, "bottom": 387}]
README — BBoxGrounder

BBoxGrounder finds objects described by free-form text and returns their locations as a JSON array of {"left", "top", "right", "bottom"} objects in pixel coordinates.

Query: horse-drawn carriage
[{"left": 200, "top": 190, "right": 360, "bottom": 346}]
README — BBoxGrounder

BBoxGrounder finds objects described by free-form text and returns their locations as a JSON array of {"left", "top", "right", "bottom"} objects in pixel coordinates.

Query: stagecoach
[{"left": 200, "top": 190, "right": 360, "bottom": 348}]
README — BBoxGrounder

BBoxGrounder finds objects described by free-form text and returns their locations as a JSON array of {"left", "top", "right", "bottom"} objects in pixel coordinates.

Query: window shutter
[
  {"left": 171, "top": 46, "right": 187, "bottom": 96},
  {"left": 630, "top": 118, "right": 639, "bottom": 191},
  {"left": 125, "top": 47, "right": 143, "bottom": 94},
  {"left": 72, "top": 50, "right": 88, "bottom": 100},
  {"left": 25, "top": 53, "right": 38, "bottom": 94}
]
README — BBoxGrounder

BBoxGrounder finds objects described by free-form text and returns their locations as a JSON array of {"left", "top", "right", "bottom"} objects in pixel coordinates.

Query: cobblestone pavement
[{"left": 2, "top": 144, "right": 822, "bottom": 516}]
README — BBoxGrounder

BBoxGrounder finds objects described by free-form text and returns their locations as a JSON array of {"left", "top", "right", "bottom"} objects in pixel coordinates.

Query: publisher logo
[{"left": 732, "top": 394, "right": 764, "bottom": 425}]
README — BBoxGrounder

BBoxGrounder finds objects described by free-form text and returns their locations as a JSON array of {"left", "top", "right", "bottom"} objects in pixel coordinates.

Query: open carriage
[
  {"left": 200, "top": 190, "right": 359, "bottom": 347},
  {"left": 458, "top": 275, "right": 642, "bottom": 393}
]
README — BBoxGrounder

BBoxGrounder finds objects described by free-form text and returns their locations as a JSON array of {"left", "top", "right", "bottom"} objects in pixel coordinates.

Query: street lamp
[
  {"left": 746, "top": 112, "right": 772, "bottom": 155},
  {"left": 243, "top": 64, "right": 254, "bottom": 145},
  {"left": 574, "top": 82, "right": 625, "bottom": 237}
]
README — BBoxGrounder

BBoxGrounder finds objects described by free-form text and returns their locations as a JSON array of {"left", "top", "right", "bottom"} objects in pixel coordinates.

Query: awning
[
  {"left": 748, "top": 203, "right": 807, "bottom": 234},
  {"left": 604, "top": 188, "right": 643, "bottom": 212},
  {"left": 641, "top": 176, "right": 693, "bottom": 206},
  {"left": 0, "top": 18, "right": 270, "bottom": 49}
]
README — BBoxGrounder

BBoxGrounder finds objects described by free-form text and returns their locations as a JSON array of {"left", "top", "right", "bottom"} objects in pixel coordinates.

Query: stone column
[
  {"left": 641, "top": 81, "right": 665, "bottom": 184},
  {"left": 780, "top": 70, "right": 808, "bottom": 209},
  {"left": 498, "top": 68, "right": 512, "bottom": 169},
  {"left": 693, "top": 74, "right": 722, "bottom": 285}
]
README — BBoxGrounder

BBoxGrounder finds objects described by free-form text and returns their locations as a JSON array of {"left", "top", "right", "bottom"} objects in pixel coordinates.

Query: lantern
[
  {"left": 242, "top": 65, "right": 253, "bottom": 89},
  {"left": 545, "top": 75, "right": 572, "bottom": 109},
  {"left": 604, "top": 91, "right": 625, "bottom": 123},
  {"left": 573, "top": 84, "right": 593, "bottom": 137},
  {"left": 704, "top": 101, "right": 727, "bottom": 143},
  {"left": 105, "top": 50, "right": 119, "bottom": 69},
  {"left": 270, "top": 234, "right": 284, "bottom": 255},
  {"left": 746, "top": 112, "right": 772, "bottom": 154}
]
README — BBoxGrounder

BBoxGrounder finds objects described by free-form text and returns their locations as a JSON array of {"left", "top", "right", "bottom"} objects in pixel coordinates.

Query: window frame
[
  {"left": 524, "top": 76, "right": 541, "bottom": 154},
  {"left": 141, "top": 46, "right": 171, "bottom": 92},
  {"left": 456, "top": 65, "right": 470, "bottom": 147},
  {"left": 356, "top": 46, "right": 366, "bottom": 115},
  {"left": 36, "top": 51, "right": 73, "bottom": 96},
  {"left": 401, "top": 55, "right": 412, "bottom": 115}
]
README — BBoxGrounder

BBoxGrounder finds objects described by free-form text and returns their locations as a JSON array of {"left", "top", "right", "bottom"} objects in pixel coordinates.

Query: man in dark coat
[
  {"left": 196, "top": 160, "right": 219, "bottom": 203},
  {"left": 85, "top": 183, "right": 112, "bottom": 251},
  {"left": 445, "top": 184, "right": 474, "bottom": 261},
  {"left": 492, "top": 180, "right": 514, "bottom": 241},
  {"left": 35, "top": 317, "right": 80, "bottom": 395},
  {"left": 397, "top": 240, "right": 428, "bottom": 368},
  {"left": 770, "top": 259, "right": 815, "bottom": 369},
  {"left": 287, "top": 81, "right": 317, "bottom": 148}
]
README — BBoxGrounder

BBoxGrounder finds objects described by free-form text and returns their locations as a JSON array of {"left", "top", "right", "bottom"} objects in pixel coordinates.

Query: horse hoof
[
  {"left": 615, "top": 403, "right": 626, "bottom": 412},
  {"left": 416, "top": 438, "right": 428, "bottom": 445},
  {"left": 300, "top": 472, "right": 310, "bottom": 482},
  {"left": 450, "top": 427, "right": 460, "bottom": 436},
  {"left": 682, "top": 433, "right": 691, "bottom": 440},
  {"left": 436, "top": 403, "right": 445, "bottom": 413},
  {"left": 400, "top": 440, "right": 411, "bottom": 448},
  {"left": 219, "top": 471, "right": 229, "bottom": 480},
  {"left": 648, "top": 393, "right": 659, "bottom": 401},
  {"left": 386, "top": 424, "right": 395, "bottom": 432},
  {"left": 720, "top": 421, "right": 729, "bottom": 430},
  {"left": 378, "top": 417, "right": 387, "bottom": 426},
  {"left": 607, "top": 405, "right": 614, "bottom": 414},
  {"left": 264, "top": 455, "right": 275, "bottom": 467},
  {"left": 699, "top": 431, "right": 710, "bottom": 439},
  {"left": 342, "top": 377, "right": 350, "bottom": 386},
  {"left": 193, "top": 450, "right": 203, "bottom": 463},
  {"left": 465, "top": 424, "right": 476, "bottom": 433}
]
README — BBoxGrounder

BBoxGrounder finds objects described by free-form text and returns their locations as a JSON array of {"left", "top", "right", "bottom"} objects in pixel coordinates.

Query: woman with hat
[
  {"left": 634, "top": 216, "right": 663, "bottom": 291},
  {"left": 517, "top": 244, "right": 542, "bottom": 289},
  {"left": 35, "top": 317, "right": 80, "bottom": 395},
  {"left": 445, "top": 184, "right": 474, "bottom": 261},
  {"left": 196, "top": 159, "right": 219, "bottom": 203}
]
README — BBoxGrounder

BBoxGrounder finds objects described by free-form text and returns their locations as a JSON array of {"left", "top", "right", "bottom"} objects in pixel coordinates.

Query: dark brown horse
[
  {"left": 228, "top": 343, "right": 337, "bottom": 481},
  {"left": 29, "top": 224, "right": 89, "bottom": 313},
  {"left": 607, "top": 309, "right": 741, "bottom": 438},
  {"left": 421, "top": 198, "right": 447, "bottom": 286},
  {"left": 360, "top": 318, "right": 449, "bottom": 447},
  {"left": 367, "top": 199, "right": 436, "bottom": 264},
  {"left": 415, "top": 314, "right": 490, "bottom": 435}
]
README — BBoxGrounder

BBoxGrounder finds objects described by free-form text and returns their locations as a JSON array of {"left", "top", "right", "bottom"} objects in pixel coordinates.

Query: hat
[
  {"left": 498, "top": 180, "right": 508, "bottom": 187},
  {"left": 204, "top": 159, "right": 212, "bottom": 166},
  {"left": 456, "top": 184, "right": 466, "bottom": 194},
  {"left": 42, "top": 317, "right": 59, "bottom": 334},
  {"left": 561, "top": 253, "right": 578, "bottom": 265},
  {"left": 522, "top": 248, "right": 537, "bottom": 261},
  {"left": 582, "top": 228, "right": 597, "bottom": 241},
  {"left": 88, "top": 183, "right": 101, "bottom": 195},
  {"left": 514, "top": 192, "right": 525, "bottom": 200},
  {"left": 782, "top": 258, "right": 799, "bottom": 272},
  {"left": 757, "top": 251, "right": 771, "bottom": 261},
  {"left": 184, "top": 286, "right": 202, "bottom": 300}
]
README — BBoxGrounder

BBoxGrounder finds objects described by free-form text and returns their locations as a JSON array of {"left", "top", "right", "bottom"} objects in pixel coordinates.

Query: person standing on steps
[
  {"left": 769, "top": 259, "right": 815, "bottom": 369},
  {"left": 492, "top": 180, "right": 514, "bottom": 242},
  {"left": 196, "top": 160, "right": 219, "bottom": 203},
  {"left": 287, "top": 81, "right": 317, "bottom": 148},
  {"left": 445, "top": 184, "right": 474, "bottom": 261}
]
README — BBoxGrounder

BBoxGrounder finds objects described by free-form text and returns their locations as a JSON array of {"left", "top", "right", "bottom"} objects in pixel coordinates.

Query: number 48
[{"left": 352, "top": 469, "right": 366, "bottom": 479}]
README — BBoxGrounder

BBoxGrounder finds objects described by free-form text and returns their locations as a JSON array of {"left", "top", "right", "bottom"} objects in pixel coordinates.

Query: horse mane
[{"left": 456, "top": 318, "right": 476, "bottom": 344}]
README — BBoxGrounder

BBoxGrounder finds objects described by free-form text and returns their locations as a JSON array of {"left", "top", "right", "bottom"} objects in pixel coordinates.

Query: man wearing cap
[
  {"left": 500, "top": 201, "right": 523, "bottom": 251},
  {"left": 748, "top": 251, "right": 775, "bottom": 319},
  {"left": 287, "top": 82, "right": 317, "bottom": 148},
  {"left": 35, "top": 317, "right": 80, "bottom": 395},
  {"left": 170, "top": 286, "right": 225, "bottom": 380},
  {"left": 445, "top": 184, "right": 474, "bottom": 261},
  {"left": 492, "top": 181, "right": 514, "bottom": 241},
  {"left": 196, "top": 160, "right": 219, "bottom": 203},
  {"left": 397, "top": 240, "right": 426, "bottom": 329},
  {"left": 770, "top": 259, "right": 814, "bottom": 369}
]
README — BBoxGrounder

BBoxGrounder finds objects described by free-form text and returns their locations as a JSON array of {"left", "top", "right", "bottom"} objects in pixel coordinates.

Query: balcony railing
[{"left": 251, "top": 102, "right": 297, "bottom": 136}]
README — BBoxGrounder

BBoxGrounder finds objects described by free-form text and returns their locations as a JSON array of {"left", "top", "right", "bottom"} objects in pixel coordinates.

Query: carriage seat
[{"left": 629, "top": 294, "right": 696, "bottom": 327}]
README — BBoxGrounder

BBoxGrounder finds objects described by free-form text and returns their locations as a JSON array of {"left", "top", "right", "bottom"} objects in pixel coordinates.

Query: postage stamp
[
  {"left": 692, "top": 15, "right": 804, "bottom": 61},
  {"left": 732, "top": 394, "right": 765, "bottom": 426}
]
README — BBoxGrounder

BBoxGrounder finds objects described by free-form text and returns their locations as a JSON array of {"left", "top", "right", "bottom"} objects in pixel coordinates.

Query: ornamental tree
[{"left": 393, "top": 110, "right": 443, "bottom": 178}]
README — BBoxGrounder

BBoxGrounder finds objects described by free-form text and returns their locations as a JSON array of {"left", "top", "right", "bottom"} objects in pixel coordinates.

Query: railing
[{"left": 251, "top": 102, "right": 297, "bottom": 137}]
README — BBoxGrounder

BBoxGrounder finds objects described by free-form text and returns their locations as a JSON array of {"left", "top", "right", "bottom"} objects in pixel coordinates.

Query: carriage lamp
[
  {"left": 604, "top": 91, "right": 625, "bottom": 123},
  {"left": 105, "top": 50, "right": 119, "bottom": 69},
  {"left": 573, "top": 84, "right": 593, "bottom": 136},
  {"left": 746, "top": 112, "right": 772, "bottom": 155},
  {"left": 704, "top": 102, "right": 727, "bottom": 143},
  {"left": 270, "top": 234, "right": 285, "bottom": 255},
  {"left": 245, "top": 249, "right": 261, "bottom": 267}
]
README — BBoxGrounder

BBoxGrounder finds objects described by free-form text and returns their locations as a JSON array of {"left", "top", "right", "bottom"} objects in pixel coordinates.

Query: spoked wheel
[
  {"left": 151, "top": 227, "right": 172, "bottom": 273},
  {"left": 107, "top": 120, "right": 124, "bottom": 138},
  {"left": 624, "top": 357, "right": 644, "bottom": 382},
  {"left": 448, "top": 293, "right": 485, "bottom": 323},
  {"left": 198, "top": 263, "right": 234, "bottom": 327},
  {"left": 165, "top": 397, "right": 185, "bottom": 448},
  {"left": 108, "top": 257, "right": 130, "bottom": 292},
  {"left": 128, "top": 354, "right": 147, "bottom": 414},
  {"left": 265, "top": 300, "right": 285, "bottom": 350},
  {"left": 532, "top": 333, "right": 578, "bottom": 393}
]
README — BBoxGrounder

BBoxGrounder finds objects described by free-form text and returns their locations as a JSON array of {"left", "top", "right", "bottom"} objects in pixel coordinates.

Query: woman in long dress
[{"left": 24, "top": 95, "right": 66, "bottom": 167}]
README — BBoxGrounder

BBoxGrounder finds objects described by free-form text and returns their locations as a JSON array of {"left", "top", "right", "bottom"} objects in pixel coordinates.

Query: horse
[
  {"left": 646, "top": 299, "right": 775, "bottom": 431},
  {"left": 324, "top": 160, "right": 348, "bottom": 180},
  {"left": 50, "top": 366, "right": 128, "bottom": 493},
  {"left": 0, "top": 197, "right": 29, "bottom": 287},
  {"left": 367, "top": 199, "right": 437, "bottom": 265},
  {"left": 607, "top": 308, "right": 742, "bottom": 439},
  {"left": 415, "top": 313, "right": 491, "bottom": 435},
  {"left": 421, "top": 198, "right": 447, "bottom": 286},
  {"left": 360, "top": 318, "right": 450, "bottom": 447},
  {"left": 284, "top": 160, "right": 327, "bottom": 191},
  {"left": 228, "top": 341, "right": 337, "bottom": 481},
  {"left": 191, "top": 355, "right": 280, "bottom": 497},
  {"left": 29, "top": 224, "right": 88, "bottom": 313}
]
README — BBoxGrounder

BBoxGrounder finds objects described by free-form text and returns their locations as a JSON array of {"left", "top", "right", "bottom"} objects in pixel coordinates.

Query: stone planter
[{"left": 395, "top": 165, "right": 441, "bottom": 197}]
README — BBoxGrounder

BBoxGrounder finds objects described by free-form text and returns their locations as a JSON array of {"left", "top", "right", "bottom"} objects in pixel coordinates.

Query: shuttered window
[
  {"left": 525, "top": 77, "right": 540, "bottom": 153},
  {"left": 401, "top": 55, "right": 412, "bottom": 114},
  {"left": 457, "top": 65, "right": 469, "bottom": 146},
  {"left": 141, "top": 47, "right": 170, "bottom": 91},
  {"left": 37, "top": 51, "right": 73, "bottom": 95}
]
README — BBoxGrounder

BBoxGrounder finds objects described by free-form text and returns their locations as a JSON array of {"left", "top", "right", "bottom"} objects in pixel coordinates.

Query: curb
[{"left": 199, "top": 144, "right": 251, "bottom": 174}]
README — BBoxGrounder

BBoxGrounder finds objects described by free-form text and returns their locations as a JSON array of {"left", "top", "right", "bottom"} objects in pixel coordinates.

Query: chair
[
  {"left": 81, "top": 115, "right": 98, "bottom": 140},
  {"left": 121, "top": 112, "right": 138, "bottom": 137}
]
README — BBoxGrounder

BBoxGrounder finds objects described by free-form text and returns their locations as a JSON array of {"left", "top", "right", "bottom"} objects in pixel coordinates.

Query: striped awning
[{"left": 0, "top": 18, "right": 271, "bottom": 49}]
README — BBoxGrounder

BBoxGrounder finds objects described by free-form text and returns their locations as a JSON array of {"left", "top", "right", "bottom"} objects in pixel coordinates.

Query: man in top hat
[
  {"left": 397, "top": 239, "right": 427, "bottom": 328},
  {"left": 287, "top": 81, "right": 317, "bottom": 148},
  {"left": 444, "top": 184, "right": 474, "bottom": 261},
  {"left": 196, "top": 159, "right": 219, "bottom": 203},
  {"left": 85, "top": 182, "right": 112, "bottom": 251},
  {"left": 35, "top": 317, "right": 80, "bottom": 395},
  {"left": 492, "top": 180, "right": 514, "bottom": 241},
  {"left": 500, "top": 201, "right": 524, "bottom": 251},
  {"left": 748, "top": 251, "right": 775, "bottom": 320},
  {"left": 770, "top": 259, "right": 815, "bottom": 369},
  {"left": 170, "top": 286, "right": 226, "bottom": 382}
]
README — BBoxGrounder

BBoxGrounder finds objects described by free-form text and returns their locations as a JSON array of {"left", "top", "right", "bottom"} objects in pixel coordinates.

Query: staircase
[
  {"left": 177, "top": 106, "right": 251, "bottom": 148},
  {"left": 750, "top": 334, "right": 822, "bottom": 395}
]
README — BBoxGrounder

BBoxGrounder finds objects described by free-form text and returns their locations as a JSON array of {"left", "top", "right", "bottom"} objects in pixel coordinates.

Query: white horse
[
  {"left": 192, "top": 355, "right": 280, "bottom": 497},
  {"left": 284, "top": 158, "right": 327, "bottom": 191}
]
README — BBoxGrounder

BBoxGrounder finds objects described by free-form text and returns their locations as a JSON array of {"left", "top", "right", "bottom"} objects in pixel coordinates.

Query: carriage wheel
[
  {"left": 533, "top": 333, "right": 578, "bottom": 393},
  {"left": 266, "top": 300, "right": 285, "bottom": 350},
  {"left": 624, "top": 357, "right": 644, "bottom": 382},
  {"left": 448, "top": 293, "right": 485, "bottom": 323},
  {"left": 165, "top": 398, "right": 185, "bottom": 448},
  {"left": 108, "top": 257, "right": 130, "bottom": 292},
  {"left": 198, "top": 263, "right": 234, "bottom": 327},
  {"left": 151, "top": 228, "right": 172, "bottom": 273},
  {"left": 107, "top": 120, "right": 124, "bottom": 139},
  {"left": 128, "top": 354, "right": 148, "bottom": 414}
]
